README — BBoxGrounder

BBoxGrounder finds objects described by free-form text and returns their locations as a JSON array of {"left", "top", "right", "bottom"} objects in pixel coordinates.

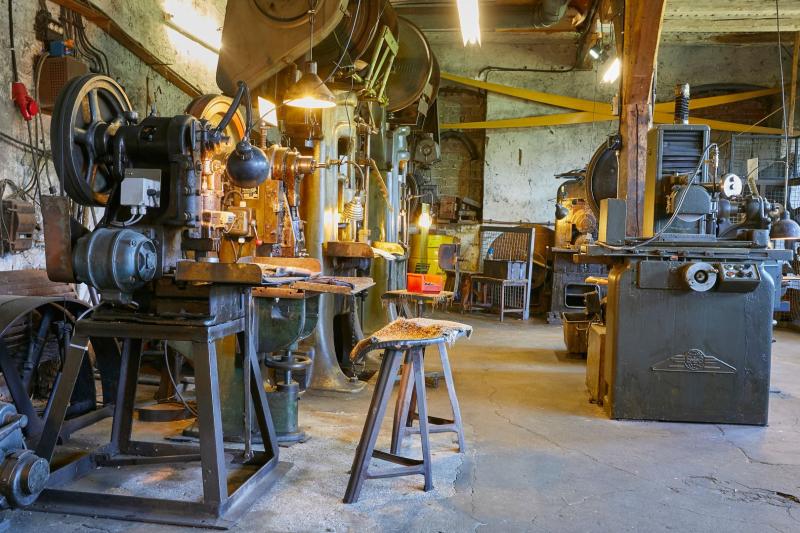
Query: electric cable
[
  {"left": 596, "top": 143, "right": 718, "bottom": 251},
  {"left": 163, "top": 343, "right": 198, "bottom": 417},
  {"left": 322, "top": 0, "right": 362, "bottom": 84}
]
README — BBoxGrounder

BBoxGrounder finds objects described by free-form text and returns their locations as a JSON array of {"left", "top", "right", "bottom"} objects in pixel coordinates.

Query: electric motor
[{"left": 72, "top": 228, "right": 158, "bottom": 298}]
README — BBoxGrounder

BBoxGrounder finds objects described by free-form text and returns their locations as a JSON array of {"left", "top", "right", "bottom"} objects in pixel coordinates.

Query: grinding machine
[{"left": 580, "top": 110, "right": 795, "bottom": 424}]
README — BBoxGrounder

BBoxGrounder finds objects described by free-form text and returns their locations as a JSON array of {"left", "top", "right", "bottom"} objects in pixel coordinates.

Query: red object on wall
[{"left": 11, "top": 82, "right": 39, "bottom": 121}]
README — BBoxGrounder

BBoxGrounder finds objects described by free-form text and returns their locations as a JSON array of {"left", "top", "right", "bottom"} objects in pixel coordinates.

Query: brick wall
[{"left": 430, "top": 86, "right": 486, "bottom": 204}]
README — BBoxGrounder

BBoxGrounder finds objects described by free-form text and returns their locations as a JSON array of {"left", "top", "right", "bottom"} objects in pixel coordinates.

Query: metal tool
[{"left": 0, "top": 401, "right": 49, "bottom": 524}]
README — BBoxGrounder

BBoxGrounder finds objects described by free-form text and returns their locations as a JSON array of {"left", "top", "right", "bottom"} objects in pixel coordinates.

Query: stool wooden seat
[{"left": 344, "top": 318, "right": 470, "bottom": 504}]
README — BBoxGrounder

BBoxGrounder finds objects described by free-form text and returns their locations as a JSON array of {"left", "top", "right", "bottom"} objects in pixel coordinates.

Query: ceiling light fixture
[
  {"left": 588, "top": 43, "right": 604, "bottom": 61},
  {"left": 418, "top": 203, "right": 433, "bottom": 229},
  {"left": 283, "top": 62, "right": 336, "bottom": 109},
  {"left": 456, "top": 0, "right": 481, "bottom": 46},
  {"left": 770, "top": 210, "right": 800, "bottom": 241},
  {"left": 602, "top": 57, "right": 621, "bottom": 84},
  {"left": 283, "top": 2, "right": 336, "bottom": 109}
]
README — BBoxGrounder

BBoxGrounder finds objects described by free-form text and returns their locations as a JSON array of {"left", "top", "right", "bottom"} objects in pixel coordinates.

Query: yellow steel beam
[
  {"left": 440, "top": 72, "right": 611, "bottom": 114},
  {"left": 443, "top": 71, "right": 779, "bottom": 115},
  {"left": 654, "top": 87, "right": 781, "bottom": 112},
  {"left": 441, "top": 111, "right": 616, "bottom": 130},
  {"left": 441, "top": 72, "right": 781, "bottom": 134},
  {"left": 651, "top": 113, "right": 782, "bottom": 134},
  {"left": 443, "top": 111, "right": 781, "bottom": 134}
]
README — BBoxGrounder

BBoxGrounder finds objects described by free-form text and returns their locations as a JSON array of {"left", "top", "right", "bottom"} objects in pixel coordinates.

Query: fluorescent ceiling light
[
  {"left": 457, "top": 0, "right": 481, "bottom": 46},
  {"left": 602, "top": 57, "right": 621, "bottom": 84}
]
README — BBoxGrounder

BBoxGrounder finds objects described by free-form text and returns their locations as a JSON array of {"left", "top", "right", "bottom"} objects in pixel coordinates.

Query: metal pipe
[{"left": 531, "top": 0, "right": 569, "bottom": 28}]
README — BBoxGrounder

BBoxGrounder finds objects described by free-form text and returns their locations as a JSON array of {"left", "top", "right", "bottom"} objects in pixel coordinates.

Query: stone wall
[
  {"left": 0, "top": 0, "right": 224, "bottom": 270},
  {"left": 429, "top": 33, "right": 791, "bottom": 225}
]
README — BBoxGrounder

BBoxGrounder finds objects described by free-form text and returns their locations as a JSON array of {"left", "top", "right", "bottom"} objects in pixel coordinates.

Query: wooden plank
[
  {"left": 791, "top": 33, "right": 800, "bottom": 136},
  {"left": 49, "top": 0, "right": 202, "bottom": 98},
  {"left": 618, "top": 0, "right": 666, "bottom": 237}
]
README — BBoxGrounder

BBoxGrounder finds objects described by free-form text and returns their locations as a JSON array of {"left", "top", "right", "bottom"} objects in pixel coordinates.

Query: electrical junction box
[
  {"left": 1, "top": 199, "right": 36, "bottom": 253},
  {"left": 121, "top": 169, "right": 161, "bottom": 213}
]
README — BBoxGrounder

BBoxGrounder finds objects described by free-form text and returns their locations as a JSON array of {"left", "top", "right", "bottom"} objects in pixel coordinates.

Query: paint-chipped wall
[
  {"left": 0, "top": 0, "right": 224, "bottom": 271},
  {"left": 429, "top": 33, "right": 789, "bottom": 225}
]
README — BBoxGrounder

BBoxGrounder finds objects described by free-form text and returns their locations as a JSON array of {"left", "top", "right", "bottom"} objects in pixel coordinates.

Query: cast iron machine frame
[{"left": 34, "top": 73, "right": 286, "bottom": 527}]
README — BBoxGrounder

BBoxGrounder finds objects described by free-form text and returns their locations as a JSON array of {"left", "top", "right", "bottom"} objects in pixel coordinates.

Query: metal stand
[
  {"left": 344, "top": 345, "right": 433, "bottom": 504},
  {"left": 31, "top": 313, "right": 284, "bottom": 529},
  {"left": 392, "top": 342, "right": 466, "bottom": 454}
]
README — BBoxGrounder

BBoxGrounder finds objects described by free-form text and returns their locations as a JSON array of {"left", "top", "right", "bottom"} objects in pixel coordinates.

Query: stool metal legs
[
  {"left": 344, "top": 347, "right": 432, "bottom": 504},
  {"left": 390, "top": 342, "right": 466, "bottom": 454}
]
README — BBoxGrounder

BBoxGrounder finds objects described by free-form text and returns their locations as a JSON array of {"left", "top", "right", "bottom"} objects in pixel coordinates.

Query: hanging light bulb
[
  {"left": 602, "top": 57, "right": 621, "bottom": 84},
  {"left": 456, "top": 0, "right": 481, "bottom": 46},
  {"left": 418, "top": 203, "right": 433, "bottom": 229},
  {"left": 283, "top": 61, "right": 336, "bottom": 109},
  {"left": 283, "top": 3, "right": 337, "bottom": 109}
]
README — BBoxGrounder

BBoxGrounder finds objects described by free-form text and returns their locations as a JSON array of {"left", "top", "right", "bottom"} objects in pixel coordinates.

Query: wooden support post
[
  {"left": 790, "top": 32, "right": 800, "bottom": 137},
  {"left": 617, "top": 0, "right": 666, "bottom": 237}
]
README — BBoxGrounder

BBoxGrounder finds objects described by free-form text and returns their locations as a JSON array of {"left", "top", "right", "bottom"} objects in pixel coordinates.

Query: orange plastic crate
[{"left": 407, "top": 273, "right": 443, "bottom": 293}]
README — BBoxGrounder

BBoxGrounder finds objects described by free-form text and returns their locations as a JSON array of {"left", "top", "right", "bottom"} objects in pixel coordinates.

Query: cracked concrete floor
[{"left": 7, "top": 311, "right": 800, "bottom": 532}]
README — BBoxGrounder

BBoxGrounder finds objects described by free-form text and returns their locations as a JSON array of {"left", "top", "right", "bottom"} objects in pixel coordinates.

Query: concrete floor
[{"left": 8, "top": 312, "right": 800, "bottom": 532}]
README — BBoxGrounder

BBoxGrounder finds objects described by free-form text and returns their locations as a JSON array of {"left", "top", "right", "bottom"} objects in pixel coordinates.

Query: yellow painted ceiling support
[
  {"left": 655, "top": 87, "right": 781, "bottom": 112},
  {"left": 442, "top": 111, "right": 616, "bottom": 130},
  {"left": 652, "top": 113, "right": 782, "bottom": 134},
  {"left": 440, "top": 72, "right": 612, "bottom": 114},
  {"left": 442, "top": 71, "right": 782, "bottom": 134},
  {"left": 443, "top": 112, "right": 781, "bottom": 134}
]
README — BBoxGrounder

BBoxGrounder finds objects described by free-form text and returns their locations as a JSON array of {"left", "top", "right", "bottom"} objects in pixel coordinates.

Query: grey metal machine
[
  {"left": 582, "top": 118, "right": 795, "bottom": 425},
  {"left": 36, "top": 74, "right": 284, "bottom": 528},
  {"left": 547, "top": 136, "right": 618, "bottom": 323}
]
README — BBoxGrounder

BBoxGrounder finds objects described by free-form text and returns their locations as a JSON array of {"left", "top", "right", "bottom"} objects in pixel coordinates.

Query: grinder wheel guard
[{"left": 51, "top": 74, "right": 133, "bottom": 207}]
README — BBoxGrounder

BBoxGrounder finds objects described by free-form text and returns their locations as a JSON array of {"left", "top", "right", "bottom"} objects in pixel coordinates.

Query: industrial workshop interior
[{"left": 3, "top": 0, "right": 800, "bottom": 531}]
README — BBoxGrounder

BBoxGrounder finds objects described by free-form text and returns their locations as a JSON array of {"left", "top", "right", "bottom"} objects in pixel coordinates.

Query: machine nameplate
[{"left": 652, "top": 349, "right": 736, "bottom": 374}]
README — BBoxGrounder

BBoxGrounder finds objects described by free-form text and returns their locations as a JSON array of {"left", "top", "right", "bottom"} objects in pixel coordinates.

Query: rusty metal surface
[
  {"left": 324, "top": 241, "right": 374, "bottom": 258},
  {"left": 41, "top": 196, "right": 78, "bottom": 283},
  {"left": 216, "top": 0, "right": 348, "bottom": 94},
  {"left": 173, "top": 261, "right": 264, "bottom": 285}
]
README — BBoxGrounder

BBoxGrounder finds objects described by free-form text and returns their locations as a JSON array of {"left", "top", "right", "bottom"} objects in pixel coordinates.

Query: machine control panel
[{"left": 715, "top": 262, "right": 760, "bottom": 292}]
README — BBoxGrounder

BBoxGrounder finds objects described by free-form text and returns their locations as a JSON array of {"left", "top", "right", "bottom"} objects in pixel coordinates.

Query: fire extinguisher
[{"left": 8, "top": 0, "right": 39, "bottom": 122}]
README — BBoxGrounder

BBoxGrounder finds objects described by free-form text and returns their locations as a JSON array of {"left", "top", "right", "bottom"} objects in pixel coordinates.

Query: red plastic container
[{"left": 407, "top": 273, "right": 443, "bottom": 293}]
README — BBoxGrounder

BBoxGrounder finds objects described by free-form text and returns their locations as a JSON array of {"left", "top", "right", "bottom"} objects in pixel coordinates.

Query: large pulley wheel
[
  {"left": 185, "top": 94, "right": 246, "bottom": 157},
  {"left": 386, "top": 17, "right": 434, "bottom": 113},
  {"left": 0, "top": 296, "right": 118, "bottom": 440},
  {"left": 584, "top": 135, "right": 621, "bottom": 216},
  {"left": 51, "top": 74, "right": 132, "bottom": 207}
]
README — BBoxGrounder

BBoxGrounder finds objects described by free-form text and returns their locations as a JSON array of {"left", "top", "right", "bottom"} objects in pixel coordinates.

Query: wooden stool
[
  {"left": 391, "top": 341, "right": 465, "bottom": 454},
  {"left": 344, "top": 318, "right": 470, "bottom": 504}
]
